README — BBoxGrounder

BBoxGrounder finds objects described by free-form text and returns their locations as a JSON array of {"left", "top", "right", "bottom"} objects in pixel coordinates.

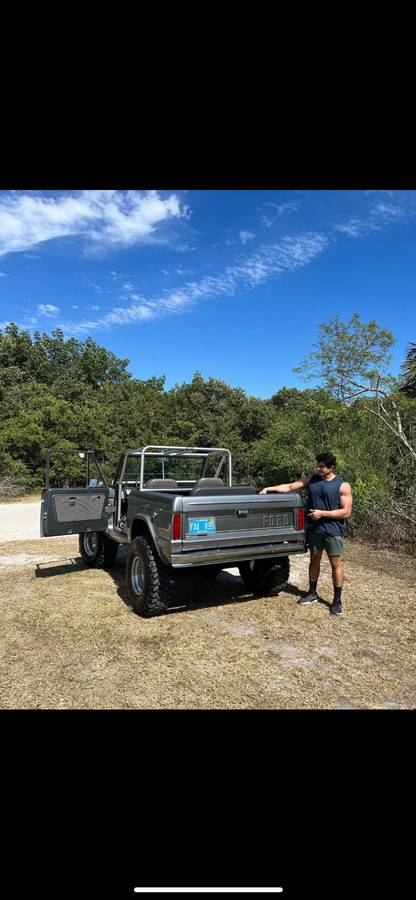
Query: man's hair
[{"left": 316, "top": 451, "right": 337, "bottom": 468}]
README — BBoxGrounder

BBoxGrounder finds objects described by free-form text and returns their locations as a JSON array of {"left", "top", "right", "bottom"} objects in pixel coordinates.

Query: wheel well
[{"left": 131, "top": 518, "right": 152, "bottom": 541}]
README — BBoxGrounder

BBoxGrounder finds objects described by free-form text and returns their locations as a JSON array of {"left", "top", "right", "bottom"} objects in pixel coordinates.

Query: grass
[
  {"left": 0, "top": 536, "right": 415, "bottom": 709},
  {"left": 0, "top": 492, "right": 42, "bottom": 504}
]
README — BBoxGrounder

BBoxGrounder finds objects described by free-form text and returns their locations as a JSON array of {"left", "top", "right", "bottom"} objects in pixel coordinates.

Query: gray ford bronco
[{"left": 40, "top": 446, "right": 306, "bottom": 617}]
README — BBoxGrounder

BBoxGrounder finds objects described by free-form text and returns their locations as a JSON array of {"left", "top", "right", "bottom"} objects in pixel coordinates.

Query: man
[{"left": 260, "top": 451, "right": 352, "bottom": 615}]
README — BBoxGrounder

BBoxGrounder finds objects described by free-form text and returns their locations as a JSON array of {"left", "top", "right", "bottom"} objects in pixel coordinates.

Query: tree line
[{"left": 1, "top": 318, "right": 415, "bottom": 550}]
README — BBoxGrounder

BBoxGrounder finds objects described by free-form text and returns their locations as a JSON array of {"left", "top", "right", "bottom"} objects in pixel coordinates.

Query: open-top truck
[{"left": 40, "top": 446, "right": 306, "bottom": 617}]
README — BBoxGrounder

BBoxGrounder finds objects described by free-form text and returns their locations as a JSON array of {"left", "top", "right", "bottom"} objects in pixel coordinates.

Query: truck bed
[{"left": 126, "top": 488, "right": 305, "bottom": 568}]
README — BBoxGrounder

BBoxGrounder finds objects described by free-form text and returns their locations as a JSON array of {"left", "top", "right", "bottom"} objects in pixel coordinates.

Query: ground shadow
[
  {"left": 35, "top": 552, "right": 310, "bottom": 616},
  {"left": 317, "top": 596, "right": 332, "bottom": 609},
  {"left": 35, "top": 557, "right": 84, "bottom": 577},
  {"left": 109, "top": 562, "right": 261, "bottom": 615},
  {"left": 283, "top": 583, "right": 332, "bottom": 609}
]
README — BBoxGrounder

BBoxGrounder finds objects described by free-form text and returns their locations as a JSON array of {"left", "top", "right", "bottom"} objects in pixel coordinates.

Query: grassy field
[{"left": 0, "top": 536, "right": 415, "bottom": 709}]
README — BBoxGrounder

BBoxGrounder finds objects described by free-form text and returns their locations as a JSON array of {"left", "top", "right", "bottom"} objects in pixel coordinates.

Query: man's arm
[
  {"left": 260, "top": 475, "right": 311, "bottom": 495},
  {"left": 308, "top": 482, "right": 353, "bottom": 521}
]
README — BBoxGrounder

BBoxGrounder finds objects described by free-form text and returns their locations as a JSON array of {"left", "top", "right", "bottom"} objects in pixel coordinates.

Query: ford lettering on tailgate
[
  {"left": 263, "top": 513, "right": 290, "bottom": 527},
  {"left": 188, "top": 517, "right": 216, "bottom": 535}
]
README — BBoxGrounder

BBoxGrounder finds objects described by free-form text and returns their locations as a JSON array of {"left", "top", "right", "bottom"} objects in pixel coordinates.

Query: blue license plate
[{"left": 188, "top": 517, "right": 216, "bottom": 535}]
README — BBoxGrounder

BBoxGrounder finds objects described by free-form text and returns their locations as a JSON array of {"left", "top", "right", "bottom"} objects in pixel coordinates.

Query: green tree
[
  {"left": 400, "top": 342, "right": 416, "bottom": 397},
  {"left": 294, "top": 313, "right": 416, "bottom": 464}
]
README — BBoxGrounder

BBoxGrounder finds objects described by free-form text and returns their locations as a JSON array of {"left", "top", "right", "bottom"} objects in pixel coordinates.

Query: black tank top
[{"left": 307, "top": 474, "right": 346, "bottom": 535}]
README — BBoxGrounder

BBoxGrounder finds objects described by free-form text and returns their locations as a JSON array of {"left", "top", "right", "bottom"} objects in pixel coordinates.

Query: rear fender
[{"left": 128, "top": 515, "right": 170, "bottom": 564}]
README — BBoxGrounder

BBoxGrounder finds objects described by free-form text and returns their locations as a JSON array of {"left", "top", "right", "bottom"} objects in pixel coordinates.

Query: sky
[{"left": 0, "top": 188, "right": 415, "bottom": 398}]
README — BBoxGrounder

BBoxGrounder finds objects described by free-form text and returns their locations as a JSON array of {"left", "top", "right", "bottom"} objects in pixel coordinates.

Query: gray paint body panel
[{"left": 41, "top": 487, "right": 115, "bottom": 537}]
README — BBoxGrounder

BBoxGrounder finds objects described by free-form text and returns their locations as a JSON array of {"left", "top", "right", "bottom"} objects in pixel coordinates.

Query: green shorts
[{"left": 307, "top": 531, "right": 345, "bottom": 557}]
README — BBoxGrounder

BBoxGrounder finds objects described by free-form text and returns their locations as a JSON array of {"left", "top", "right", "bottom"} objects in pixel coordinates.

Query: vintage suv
[{"left": 40, "top": 446, "right": 306, "bottom": 617}]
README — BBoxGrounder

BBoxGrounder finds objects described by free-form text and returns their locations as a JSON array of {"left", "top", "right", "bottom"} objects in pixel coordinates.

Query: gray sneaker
[
  {"left": 298, "top": 591, "right": 318, "bottom": 605},
  {"left": 330, "top": 599, "right": 343, "bottom": 616}
]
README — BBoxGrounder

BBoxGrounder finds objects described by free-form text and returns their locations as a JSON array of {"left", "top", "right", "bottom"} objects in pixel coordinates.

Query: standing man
[{"left": 260, "top": 451, "right": 352, "bottom": 615}]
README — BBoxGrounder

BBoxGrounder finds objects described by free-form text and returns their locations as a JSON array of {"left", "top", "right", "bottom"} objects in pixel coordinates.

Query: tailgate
[{"left": 181, "top": 493, "right": 302, "bottom": 551}]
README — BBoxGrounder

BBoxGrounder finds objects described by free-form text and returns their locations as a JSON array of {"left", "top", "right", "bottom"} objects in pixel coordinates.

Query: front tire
[
  {"left": 126, "top": 536, "right": 174, "bottom": 617},
  {"left": 239, "top": 556, "right": 290, "bottom": 596},
  {"left": 79, "top": 531, "right": 118, "bottom": 569}
]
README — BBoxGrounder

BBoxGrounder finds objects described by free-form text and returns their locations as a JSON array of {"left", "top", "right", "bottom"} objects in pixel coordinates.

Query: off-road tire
[
  {"left": 79, "top": 531, "right": 118, "bottom": 569},
  {"left": 239, "top": 556, "right": 290, "bottom": 596},
  {"left": 127, "top": 535, "right": 174, "bottom": 617}
]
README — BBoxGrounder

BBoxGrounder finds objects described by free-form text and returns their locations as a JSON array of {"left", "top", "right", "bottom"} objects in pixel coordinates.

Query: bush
[{"left": 0, "top": 474, "right": 32, "bottom": 499}]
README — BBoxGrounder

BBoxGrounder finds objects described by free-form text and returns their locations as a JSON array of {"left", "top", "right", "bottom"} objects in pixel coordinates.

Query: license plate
[
  {"left": 188, "top": 517, "right": 216, "bottom": 535},
  {"left": 263, "top": 513, "right": 290, "bottom": 527}
]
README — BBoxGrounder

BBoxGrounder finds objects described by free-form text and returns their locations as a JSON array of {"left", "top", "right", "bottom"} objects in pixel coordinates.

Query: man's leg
[
  {"left": 298, "top": 545, "right": 323, "bottom": 604},
  {"left": 309, "top": 547, "right": 323, "bottom": 585},
  {"left": 329, "top": 554, "right": 344, "bottom": 615}
]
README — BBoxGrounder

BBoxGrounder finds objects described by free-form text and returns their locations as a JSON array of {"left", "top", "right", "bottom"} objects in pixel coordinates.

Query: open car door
[{"left": 40, "top": 449, "right": 115, "bottom": 537}]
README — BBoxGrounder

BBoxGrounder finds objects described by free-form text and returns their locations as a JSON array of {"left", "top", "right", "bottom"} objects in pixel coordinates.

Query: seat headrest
[{"left": 144, "top": 478, "right": 178, "bottom": 489}]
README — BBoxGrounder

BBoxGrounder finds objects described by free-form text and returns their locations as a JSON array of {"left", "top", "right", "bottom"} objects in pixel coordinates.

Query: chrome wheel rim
[
  {"left": 131, "top": 556, "right": 145, "bottom": 595},
  {"left": 83, "top": 532, "right": 98, "bottom": 557}
]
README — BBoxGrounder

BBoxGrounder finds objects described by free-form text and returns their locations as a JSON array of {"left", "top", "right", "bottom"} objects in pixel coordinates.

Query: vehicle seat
[
  {"left": 144, "top": 478, "right": 178, "bottom": 489},
  {"left": 191, "top": 477, "right": 224, "bottom": 494}
]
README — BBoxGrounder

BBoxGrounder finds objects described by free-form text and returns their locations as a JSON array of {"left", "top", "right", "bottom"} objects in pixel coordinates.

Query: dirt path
[
  {"left": 0, "top": 500, "right": 42, "bottom": 542},
  {"left": 1, "top": 514, "right": 415, "bottom": 708}
]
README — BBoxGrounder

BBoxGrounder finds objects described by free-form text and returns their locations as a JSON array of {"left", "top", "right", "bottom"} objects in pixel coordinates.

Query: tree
[
  {"left": 400, "top": 342, "right": 416, "bottom": 397},
  {"left": 0, "top": 324, "right": 132, "bottom": 392},
  {"left": 294, "top": 313, "right": 416, "bottom": 465}
]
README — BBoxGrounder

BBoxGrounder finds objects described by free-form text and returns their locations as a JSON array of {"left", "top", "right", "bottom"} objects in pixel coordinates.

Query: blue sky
[{"left": 0, "top": 189, "right": 415, "bottom": 398}]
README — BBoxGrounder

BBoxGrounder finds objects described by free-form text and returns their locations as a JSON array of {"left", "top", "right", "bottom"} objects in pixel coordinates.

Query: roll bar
[{"left": 128, "top": 445, "right": 233, "bottom": 490}]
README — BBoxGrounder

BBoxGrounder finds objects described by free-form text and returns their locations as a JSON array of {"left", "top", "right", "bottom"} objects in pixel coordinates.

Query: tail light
[
  {"left": 297, "top": 507, "right": 305, "bottom": 531},
  {"left": 172, "top": 513, "right": 181, "bottom": 540}
]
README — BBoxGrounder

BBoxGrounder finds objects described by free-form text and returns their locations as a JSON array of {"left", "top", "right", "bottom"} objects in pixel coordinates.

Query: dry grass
[
  {"left": 0, "top": 536, "right": 415, "bottom": 709},
  {"left": 0, "top": 492, "right": 42, "bottom": 504}
]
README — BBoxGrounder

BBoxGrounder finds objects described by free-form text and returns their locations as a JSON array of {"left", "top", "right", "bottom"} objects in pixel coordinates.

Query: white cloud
[
  {"left": 370, "top": 201, "right": 406, "bottom": 221},
  {"left": 239, "top": 230, "right": 255, "bottom": 245},
  {"left": 0, "top": 190, "right": 189, "bottom": 257},
  {"left": 334, "top": 217, "right": 379, "bottom": 238},
  {"left": 65, "top": 231, "right": 328, "bottom": 335},
  {"left": 176, "top": 266, "right": 195, "bottom": 275},
  {"left": 0, "top": 321, "right": 10, "bottom": 330},
  {"left": 175, "top": 243, "right": 197, "bottom": 253},
  {"left": 260, "top": 214, "right": 276, "bottom": 228},
  {"left": 364, "top": 190, "right": 395, "bottom": 196},
  {"left": 0, "top": 272, "right": 6, "bottom": 277},
  {"left": 37, "top": 304, "right": 60, "bottom": 316},
  {"left": 273, "top": 201, "right": 300, "bottom": 215},
  {"left": 259, "top": 200, "right": 301, "bottom": 227},
  {"left": 334, "top": 193, "right": 416, "bottom": 239}
]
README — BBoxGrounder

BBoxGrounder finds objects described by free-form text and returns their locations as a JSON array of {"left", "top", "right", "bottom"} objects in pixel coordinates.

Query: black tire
[
  {"left": 78, "top": 531, "right": 119, "bottom": 569},
  {"left": 239, "top": 556, "right": 290, "bottom": 596},
  {"left": 126, "top": 535, "right": 174, "bottom": 617}
]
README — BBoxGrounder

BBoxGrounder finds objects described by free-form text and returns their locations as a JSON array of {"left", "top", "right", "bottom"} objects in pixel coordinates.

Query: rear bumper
[{"left": 170, "top": 541, "right": 306, "bottom": 568}]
